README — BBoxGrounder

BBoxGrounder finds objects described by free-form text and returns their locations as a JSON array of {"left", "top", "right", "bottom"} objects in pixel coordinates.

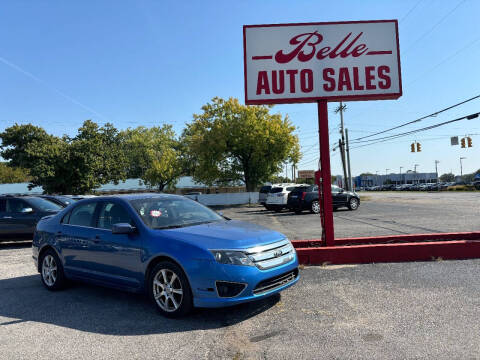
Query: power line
[
  {"left": 349, "top": 112, "right": 479, "bottom": 149},
  {"left": 350, "top": 95, "right": 480, "bottom": 142},
  {"left": 0, "top": 55, "right": 110, "bottom": 123},
  {"left": 403, "top": 0, "right": 466, "bottom": 54},
  {"left": 400, "top": 0, "right": 423, "bottom": 23}
]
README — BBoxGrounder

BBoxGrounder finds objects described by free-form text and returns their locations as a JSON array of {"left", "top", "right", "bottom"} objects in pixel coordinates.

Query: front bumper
[{"left": 192, "top": 255, "right": 299, "bottom": 308}]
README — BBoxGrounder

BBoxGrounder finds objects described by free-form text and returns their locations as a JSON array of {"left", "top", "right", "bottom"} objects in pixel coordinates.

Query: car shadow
[
  {"left": 0, "top": 275, "right": 280, "bottom": 335},
  {"left": 0, "top": 241, "right": 32, "bottom": 250}
]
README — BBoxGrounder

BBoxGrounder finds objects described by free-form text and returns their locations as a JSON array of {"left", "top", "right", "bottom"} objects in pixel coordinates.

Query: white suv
[{"left": 265, "top": 184, "right": 306, "bottom": 212}]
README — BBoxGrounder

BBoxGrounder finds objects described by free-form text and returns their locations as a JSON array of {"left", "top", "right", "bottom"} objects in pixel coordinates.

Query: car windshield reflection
[{"left": 129, "top": 198, "right": 223, "bottom": 230}]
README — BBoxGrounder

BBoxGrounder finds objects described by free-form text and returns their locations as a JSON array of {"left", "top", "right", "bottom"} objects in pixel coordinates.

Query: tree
[
  {"left": 0, "top": 163, "right": 30, "bottom": 183},
  {"left": 439, "top": 173, "right": 455, "bottom": 182},
  {"left": 121, "top": 125, "right": 182, "bottom": 191},
  {"left": 0, "top": 121, "right": 127, "bottom": 194},
  {"left": 182, "top": 97, "right": 301, "bottom": 191}
]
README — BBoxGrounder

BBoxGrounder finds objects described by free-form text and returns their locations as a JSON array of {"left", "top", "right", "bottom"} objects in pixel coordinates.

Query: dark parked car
[
  {"left": 0, "top": 195, "right": 63, "bottom": 241},
  {"left": 32, "top": 194, "right": 299, "bottom": 317},
  {"left": 287, "top": 185, "right": 360, "bottom": 214},
  {"left": 38, "top": 195, "right": 77, "bottom": 207}
]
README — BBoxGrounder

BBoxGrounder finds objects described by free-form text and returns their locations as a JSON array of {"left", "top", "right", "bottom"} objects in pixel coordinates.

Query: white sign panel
[{"left": 244, "top": 20, "right": 402, "bottom": 105}]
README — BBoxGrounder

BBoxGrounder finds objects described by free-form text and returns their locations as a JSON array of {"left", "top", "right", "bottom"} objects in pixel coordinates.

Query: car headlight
[{"left": 210, "top": 250, "right": 254, "bottom": 266}]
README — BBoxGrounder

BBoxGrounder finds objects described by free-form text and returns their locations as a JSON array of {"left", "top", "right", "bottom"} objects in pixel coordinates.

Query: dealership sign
[
  {"left": 243, "top": 20, "right": 402, "bottom": 105},
  {"left": 298, "top": 170, "right": 315, "bottom": 179}
]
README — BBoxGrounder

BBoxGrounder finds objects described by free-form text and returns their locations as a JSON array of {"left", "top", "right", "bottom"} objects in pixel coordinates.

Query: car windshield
[
  {"left": 129, "top": 197, "right": 224, "bottom": 229},
  {"left": 26, "top": 197, "right": 63, "bottom": 211},
  {"left": 56, "top": 196, "right": 77, "bottom": 205},
  {"left": 259, "top": 186, "right": 271, "bottom": 193}
]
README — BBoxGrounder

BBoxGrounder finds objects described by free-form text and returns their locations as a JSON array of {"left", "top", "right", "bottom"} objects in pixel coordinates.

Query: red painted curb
[
  {"left": 292, "top": 231, "right": 480, "bottom": 248},
  {"left": 296, "top": 240, "right": 480, "bottom": 265}
]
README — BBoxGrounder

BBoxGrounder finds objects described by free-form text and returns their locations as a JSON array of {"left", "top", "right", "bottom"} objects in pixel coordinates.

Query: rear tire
[
  {"left": 310, "top": 200, "right": 320, "bottom": 214},
  {"left": 149, "top": 261, "right": 193, "bottom": 318},
  {"left": 40, "top": 249, "right": 66, "bottom": 291},
  {"left": 348, "top": 197, "right": 359, "bottom": 211}
]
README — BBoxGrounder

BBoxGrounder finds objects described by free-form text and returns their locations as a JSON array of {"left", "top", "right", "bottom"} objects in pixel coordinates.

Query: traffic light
[
  {"left": 461, "top": 137, "right": 466, "bottom": 148},
  {"left": 416, "top": 142, "right": 421, "bottom": 152},
  {"left": 467, "top": 137, "right": 473, "bottom": 147},
  {"left": 411, "top": 143, "right": 415, "bottom": 152}
]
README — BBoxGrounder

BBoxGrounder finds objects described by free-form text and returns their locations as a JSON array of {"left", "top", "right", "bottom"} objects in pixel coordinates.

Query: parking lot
[{"left": 1, "top": 192, "right": 480, "bottom": 359}]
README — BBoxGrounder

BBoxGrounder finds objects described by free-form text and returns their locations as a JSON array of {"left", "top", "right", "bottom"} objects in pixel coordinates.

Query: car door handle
[{"left": 2, "top": 216, "right": 12, "bottom": 219}]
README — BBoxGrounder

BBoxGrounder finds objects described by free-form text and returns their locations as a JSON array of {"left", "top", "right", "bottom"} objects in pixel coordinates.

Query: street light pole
[
  {"left": 376, "top": 171, "right": 379, "bottom": 186},
  {"left": 460, "top": 157, "right": 466, "bottom": 177},
  {"left": 414, "top": 164, "right": 419, "bottom": 184},
  {"left": 400, "top": 166, "right": 403, "bottom": 185},
  {"left": 435, "top": 160, "right": 440, "bottom": 191}
]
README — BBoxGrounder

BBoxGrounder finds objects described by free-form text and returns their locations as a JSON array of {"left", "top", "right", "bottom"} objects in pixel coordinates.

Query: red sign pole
[{"left": 317, "top": 100, "right": 335, "bottom": 246}]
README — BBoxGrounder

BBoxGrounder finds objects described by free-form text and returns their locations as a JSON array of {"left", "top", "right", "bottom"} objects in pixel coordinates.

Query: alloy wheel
[
  {"left": 42, "top": 254, "right": 57, "bottom": 287},
  {"left": 349, "top": 198, "right": 359, "bottom": 210},
  {"left": 311, "top": 201, "right": 320, "bottom": 214},
  {"left": 152, "top": 269, "right": 184, "bottom": 312}
]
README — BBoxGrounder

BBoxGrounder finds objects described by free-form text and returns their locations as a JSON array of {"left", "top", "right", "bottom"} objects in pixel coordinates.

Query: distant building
[{"left": 355, "top": 172, "right": 438, "bottom": 187}]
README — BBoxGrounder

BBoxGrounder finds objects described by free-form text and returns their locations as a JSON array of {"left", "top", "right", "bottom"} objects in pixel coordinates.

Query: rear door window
[
  {"left": 259, "top": 186, "right": 271, "bottom": 193},
  {"left": 269, "top": 187, "right": 284, "bottom": 193},
  {"left": 68, "top": 202, "right": 97, "bottom": 227}
]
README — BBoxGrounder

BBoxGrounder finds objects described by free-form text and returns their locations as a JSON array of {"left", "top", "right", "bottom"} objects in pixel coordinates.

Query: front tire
[
  {"left": 40, "top": 249, "right": 66, "bottom": 291},
  {"left": 149, "top": 261, "right": 193, "bottom": 318},
  {"left": 310, "top": 200, "right": 320, "bottom": 214},
  {"left": 348, "top": 197, "right": 360, "bottom": 210}
]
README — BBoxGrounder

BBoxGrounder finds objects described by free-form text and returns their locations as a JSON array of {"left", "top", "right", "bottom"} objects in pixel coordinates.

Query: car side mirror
[
  {"left": 21, "top": 207, "right": 34, "bottom": 213},
  {"left": 112, "top": 223, "right": 136, "bottom": 235}
]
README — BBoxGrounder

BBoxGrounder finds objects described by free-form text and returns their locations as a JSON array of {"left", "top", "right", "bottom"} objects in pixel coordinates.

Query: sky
[{"left": 0, "top": 0, "right": 479, "bottom": 178}]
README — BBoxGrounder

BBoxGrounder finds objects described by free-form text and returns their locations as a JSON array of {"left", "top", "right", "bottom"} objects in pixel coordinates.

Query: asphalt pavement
[{"left": 1, "top": 192, "right": 480, "bottom": 359}]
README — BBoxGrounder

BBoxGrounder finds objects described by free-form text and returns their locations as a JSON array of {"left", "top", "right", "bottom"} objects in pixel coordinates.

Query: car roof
[{"left": 75, "top": 193, "right": 183, "bottom": 201}]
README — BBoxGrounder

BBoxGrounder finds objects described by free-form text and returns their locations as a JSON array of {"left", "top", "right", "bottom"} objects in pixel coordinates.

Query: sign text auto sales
[{"left": 243, "top": 21, "right": 402, "bottom": 104}]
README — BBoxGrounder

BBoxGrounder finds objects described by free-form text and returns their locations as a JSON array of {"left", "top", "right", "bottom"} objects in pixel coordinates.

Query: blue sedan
[{"left": 32, "top": 194, "right": 299, "bottom": 317}]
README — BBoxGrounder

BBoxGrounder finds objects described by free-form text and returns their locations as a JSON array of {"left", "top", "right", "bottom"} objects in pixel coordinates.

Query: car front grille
[
  {"left": 253, "top": 269, "right": 299, "bottom": 295},
  {"left": 245, "top": 239, "right": 296, "bottom": 270}
]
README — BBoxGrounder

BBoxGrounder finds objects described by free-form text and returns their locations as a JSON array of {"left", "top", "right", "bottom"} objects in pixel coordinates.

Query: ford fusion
[{"left": 32, "top": 194, "right": 299, "bottom": 317}]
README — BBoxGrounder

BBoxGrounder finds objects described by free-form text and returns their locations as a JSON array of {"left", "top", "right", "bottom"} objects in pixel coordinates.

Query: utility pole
[
  {"left": 435, "top": 160, "right": 439, "bottom": 186},
  {"left": 400, "top": 166, "right": 403, "bottom": 185},
  {"left": 375, "top": 171, "right": 379, "bottom": 186},
  {"left": 338, "top": 139, "right": 348, "bottom": 190},
  {"left": 335, "top": 102, "right": 349, "bottom": 191},
  {"left": 460, "top": 157, "right": 466, "bottom": 177},
  {"left": 345, "top": 128, "right": 352, "bottom": 191},
  {"left": 285, "top": 163, "right": 288, "bottom": 181},
  {"left": 414, "top": 164, "right": 419, "bottom": 184}
]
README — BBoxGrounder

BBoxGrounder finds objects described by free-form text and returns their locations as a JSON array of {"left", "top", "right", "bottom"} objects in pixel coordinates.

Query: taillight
[{"left": 301, "top": 192, "right": 306, "bottom": 200}]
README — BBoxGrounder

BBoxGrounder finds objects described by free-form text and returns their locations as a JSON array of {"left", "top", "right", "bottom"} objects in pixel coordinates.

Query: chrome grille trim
[
  {"left": 253, "top": 270, "right": 298, "bottom": 295},
  {"left": 245, "top": 239, "right": 295, "bottom": 270}
]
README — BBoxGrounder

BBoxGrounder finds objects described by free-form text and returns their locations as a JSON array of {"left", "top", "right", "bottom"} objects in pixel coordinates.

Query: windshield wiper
[{"left": 154, "top": 220, "right": 218, "bottom": 230}]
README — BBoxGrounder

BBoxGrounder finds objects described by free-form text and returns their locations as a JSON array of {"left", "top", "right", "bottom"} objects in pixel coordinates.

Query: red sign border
[{"left": 243, "top": 19, "right": 402, "bottom": 105}]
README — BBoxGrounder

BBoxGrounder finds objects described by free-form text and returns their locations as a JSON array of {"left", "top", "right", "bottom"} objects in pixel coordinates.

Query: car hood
[{"left": 157, "top": 220, "right": 287, "bottom": 250}]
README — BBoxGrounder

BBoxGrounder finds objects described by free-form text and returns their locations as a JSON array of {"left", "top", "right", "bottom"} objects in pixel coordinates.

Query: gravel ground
[{"left": 1, "top": 192, "right": 480, "bottom": 359}]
